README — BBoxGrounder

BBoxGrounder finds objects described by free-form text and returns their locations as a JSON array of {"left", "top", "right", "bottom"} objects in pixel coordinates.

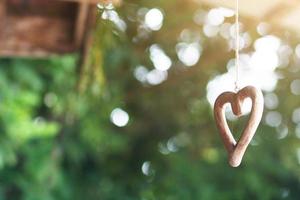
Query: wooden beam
[
  {"left": 0, "top": 0, "right": 6, "bottom": 40},
  {"left": 74, "top": 2, "right": 89, "bottom": 47},
  {"left": 0, "top": 0, "right": 6, "bottom": 21},
  {"left": 77, "top": 5, "right": 97, "bottom": 93}
]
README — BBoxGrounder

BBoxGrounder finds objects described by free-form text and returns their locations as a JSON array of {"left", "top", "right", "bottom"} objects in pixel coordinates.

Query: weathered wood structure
[{"left": 0, "top": 0, "right": 98, "bottom": 57}]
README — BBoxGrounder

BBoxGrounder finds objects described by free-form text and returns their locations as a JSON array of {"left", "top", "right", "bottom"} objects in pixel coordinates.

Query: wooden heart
[{"left": 214, "top": 86, "right": 264, "bottom": 167}]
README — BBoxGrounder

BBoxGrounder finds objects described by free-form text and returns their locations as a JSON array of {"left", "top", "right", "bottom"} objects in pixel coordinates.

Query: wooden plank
[{"left": 0, "top": 14, "right": 76, "bottom": 57}]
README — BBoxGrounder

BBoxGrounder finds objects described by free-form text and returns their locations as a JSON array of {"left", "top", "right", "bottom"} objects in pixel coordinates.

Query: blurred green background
[{"left": 0, "top": 0, "right": 300, "bottom": 199}]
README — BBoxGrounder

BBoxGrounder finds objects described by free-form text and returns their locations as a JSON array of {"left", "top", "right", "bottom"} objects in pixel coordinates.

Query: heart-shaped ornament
[{"left": 214, "top": 86, "right": 264, "bottom": 167}]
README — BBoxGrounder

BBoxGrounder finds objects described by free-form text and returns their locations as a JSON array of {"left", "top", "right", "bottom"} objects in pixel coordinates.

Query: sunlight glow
[
  {"left": 134, "top": 65, "right": 148, "bottom": 83},
  {"left": 224, "top": 97, "right": 252, "bottom": 121},
  {"left": 158, "top": 142, "right": 170, "bottom": 155},
  {"left": 225, "top": 105, "right": 238, "bottom": 121},
  {"left": 219, "top": 23, "right": 231, "bottom": 39},
  {"left": 254, "top": 35, "right": 281, "bottom": 53},
  {"left": 295, "top": 44, "right": 300, "bottom": 59},
  {"left": 150, "top": 44, "right": 172, "bottom": 71},
  {"left": 141, "top": 161, "right": 154, "bottom": 176},
  {"left": 265, "top": 111, "right": 282, "bottom": 127},
  {"left": 292, "top": 108, "right": 300, "bottom": 124},
  {"left": 290, "top": 79, "right": 300, "bottom": 95},
  {"left": 110, "top": 108, "right": 129, "bottom": 127},
  {"left": 97, "top": 2, "right": 114, "bottom": 10},
  {"left": 146, "top": 69, "right": 168, "bottom": 85},
  {"left": 250, "top": 35, "right": 281, "bottom": 71},
  {"left": 276, "top": 125, "right": 288, "bottom": 139},
  {"left": 206, "top": 35, "right": 282, "bottom": 108},
  {"left": 167, "top": 137, "right": 179, "bottom": 152},
  {"left": 278, "top": 45, "right": 292, "bottom": 68},
  {"left": 264, "top": 93, "right": 279, "bottom": 109},
  {"left": 193, "top": 9, "right": 207, "bottom": 25},
  {"left": 217, "top": 7, "right": 235, "bottom": 17},
  {"left": 229, "top": 32, "right": 251, "bottom": 50},
  {"left": 176, "top": 42, "right": 202, "bottom": 66},
  {"left": 179, "top": 29, "right": 201, "bottom": 42},
  {"left": 256, "top": 22, "right": 270, "bottom": 36},
  {"left": 203, "top": 25, "right": 219, "bottom": 37},
  {"left": 206, "top": 7, "right": 234, "bottom": 26},
  {"left": 295, "top": 124, "right": 300, "bottom": 139},
  {"left": 134, "top": 65, "right": 168, "bottom": 86},
  {"left": 229, "top": 23, "right": 243, "bottom": 38},
  {"left": 141, "top": 161, "right": 151, "bottom": 175},
  {"left": 145, "top": 8, "right": 164, "bottom": 31},
  {"left": 101, "top": 10, "right": 127, "bottom": 32},
  {"left": 250, "top": 51, "right": 279, "bottom": 71},
  {"left": 206, "top": 9, "right": 224, "bottom": 26}
]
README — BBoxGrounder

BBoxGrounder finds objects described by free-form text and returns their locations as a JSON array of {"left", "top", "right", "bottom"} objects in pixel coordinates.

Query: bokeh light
[
  {"left": 149, "top": 44, "right": 172, "bottom": 71},
  {"left": 146, "top": 69, "right": 168, "bottom": 85},
  {"left": 176, "top": 42, "right": 202, "bottom": 66},
  {"left": 264, "top": 93, "right": 279, "bottom": 109},
  {"left": 290, "top": 79, "right": 300, "bottom": 95},
  {"left": 265, "top": 111, "right": 282, "bottom": 127},
  {"left": 145, "top": 8, "right": 164, "bottom": 31},
  {"left": 110, "top": 108, "right": 130, "bottom": 127},
  {"left": 141, "top": 161, "right": 155, "bottom": 176}
]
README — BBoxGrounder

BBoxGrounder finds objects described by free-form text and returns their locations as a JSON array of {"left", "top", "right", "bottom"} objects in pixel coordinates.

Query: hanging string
[{"left": 234, "top": 0, "right": 240, "bottom": 91}]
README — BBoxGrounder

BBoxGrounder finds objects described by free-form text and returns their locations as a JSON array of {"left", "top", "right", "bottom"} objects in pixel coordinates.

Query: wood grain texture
[
  {"left": 214, "top": 86, "right": 264, "bottom": 167},
  {"left": 0, "top": 0, "right": 98, "bottom": 57}
]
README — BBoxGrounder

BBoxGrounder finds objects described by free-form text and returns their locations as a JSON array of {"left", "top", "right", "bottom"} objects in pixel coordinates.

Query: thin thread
[{"left": 234, "top": 0, "right": 240, "bottom": 91}]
